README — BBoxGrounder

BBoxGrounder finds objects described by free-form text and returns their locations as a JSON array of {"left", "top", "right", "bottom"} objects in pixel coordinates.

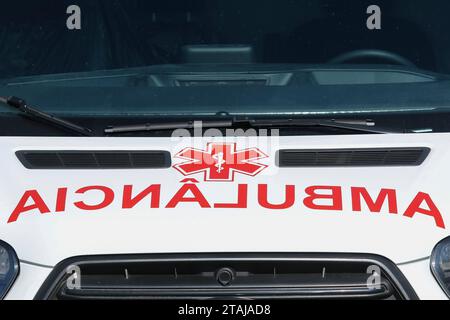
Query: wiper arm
[
  {"left": 0, "top": 96, "right": 94, "bottom": 136},
  {"left": 247, "top": 118, "right": 402, "bottom": 134},
  {"left": 105, "top": 118, "right": 403, "bottom": 134}
]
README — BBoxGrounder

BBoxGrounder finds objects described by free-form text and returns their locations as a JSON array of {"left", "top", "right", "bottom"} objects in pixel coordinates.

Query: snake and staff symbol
[
  {"left": 173, "top": 143, "right": 268, "bottom": 181},
  {"left": 212, "top": 152, "right": 226, "bottom": 173}
]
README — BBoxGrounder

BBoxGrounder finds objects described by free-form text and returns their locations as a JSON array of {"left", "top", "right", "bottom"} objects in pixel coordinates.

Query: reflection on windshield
[{"left": 1, "top": 0, "right": 450, "bottom": 78}]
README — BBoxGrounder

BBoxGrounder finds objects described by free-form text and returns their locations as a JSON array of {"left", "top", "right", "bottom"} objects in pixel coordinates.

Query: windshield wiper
[
  {"left": 0, "top": 96, "right": 94, "bottom": 136},
  {"left": 104, "top": 118, "right": 403, "bottom": 134}
]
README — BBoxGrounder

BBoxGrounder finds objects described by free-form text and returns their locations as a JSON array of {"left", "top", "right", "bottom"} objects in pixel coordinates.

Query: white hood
[{"left": 1, "top": 133, "right": 449, "bottom": 267}]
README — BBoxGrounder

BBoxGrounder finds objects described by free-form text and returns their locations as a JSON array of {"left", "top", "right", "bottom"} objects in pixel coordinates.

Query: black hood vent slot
[
  {"left": 16, "top": 151, "right": 171, "bottom": 169},
  {"left": 277, "top": 148, "right": 430, "bottom": 167}
]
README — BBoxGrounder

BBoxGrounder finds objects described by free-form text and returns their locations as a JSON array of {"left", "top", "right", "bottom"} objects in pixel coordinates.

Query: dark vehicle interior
[
  {"left": 1, "top": 0, "right": 450, "bottom": 76},
  {"left": 1, "top": 0, "right": 450, "bottom": 136}
]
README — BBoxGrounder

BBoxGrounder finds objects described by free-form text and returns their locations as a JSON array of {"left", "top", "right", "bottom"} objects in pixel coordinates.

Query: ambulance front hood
[{"left": 0, "top": 133, "right": 449, "bottom": 267}]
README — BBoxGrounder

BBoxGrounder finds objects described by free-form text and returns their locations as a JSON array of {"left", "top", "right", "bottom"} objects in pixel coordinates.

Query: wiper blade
[
  {"left": 105, "top": 118, "right": 403, "bottom": 134},
  {"left": 0, "top": 96, "right": 94, "bottom": 136},
  {"left": 105, "top": 120, "right": 234, "bottom": 134},
  {"left": 247, "top": 118, "right": 402, "bottom": 134}
]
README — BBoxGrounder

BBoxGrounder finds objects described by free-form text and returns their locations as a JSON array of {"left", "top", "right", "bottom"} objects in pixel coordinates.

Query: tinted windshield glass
[
  {"left": 1, "top": 0, "right": 449, "bottom": 77},
  {"left": 1, "top": 0, "right": 450, "bottom": 135}
]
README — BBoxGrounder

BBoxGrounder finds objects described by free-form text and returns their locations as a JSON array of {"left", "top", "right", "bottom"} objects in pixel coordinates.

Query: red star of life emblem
[{"left": 173, "top": 143, "right": 268, "bottom": 182}]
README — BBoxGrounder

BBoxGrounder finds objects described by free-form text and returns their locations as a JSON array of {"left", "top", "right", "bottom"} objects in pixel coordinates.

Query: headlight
[
  {"left": 431, "top": 236, "right": 450, "bottom": 298},
  {"left": 0, "top": 240, "right": 19, "bottom": 299}
]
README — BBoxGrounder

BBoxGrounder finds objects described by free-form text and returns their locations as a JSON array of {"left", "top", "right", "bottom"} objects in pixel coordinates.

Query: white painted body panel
[
  {"left": 1, "top": 133, "right": 449, "bottom": 298},
  {"left": 398, "top": 259, "right": 448, "bottom": 300},
  {"left": 4, "top": 263, "right": 52, "bottom": 300}
]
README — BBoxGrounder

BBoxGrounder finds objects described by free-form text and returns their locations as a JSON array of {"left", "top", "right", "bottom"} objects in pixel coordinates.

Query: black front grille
[
  {"left": 35, "top": 254, "right": 418, "bottom": 300},
  {"left": 277, "top": 148, "right": 430, "bottom": 167},
  {"left": 16, "top": 150, "right": 171, "bottom": 169}
]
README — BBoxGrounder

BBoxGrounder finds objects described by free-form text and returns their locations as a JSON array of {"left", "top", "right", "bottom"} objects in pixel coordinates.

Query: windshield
[
  {"left": 2, "top": 0, "right": 450, "bottom": 76},
  {"left": 1, "top": 0, "right": 450, "bottom": 135}
]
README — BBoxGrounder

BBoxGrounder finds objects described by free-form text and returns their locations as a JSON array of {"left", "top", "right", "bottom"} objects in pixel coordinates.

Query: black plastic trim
[
  {"left": 34, "top": 253, "right": 418, "bottom": 300},
  {"left": 16, "top": 150, "right": 171, "bottom": 169},
  {"left": 276, "top": 147, "right": 430, "bottom": 167}
]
